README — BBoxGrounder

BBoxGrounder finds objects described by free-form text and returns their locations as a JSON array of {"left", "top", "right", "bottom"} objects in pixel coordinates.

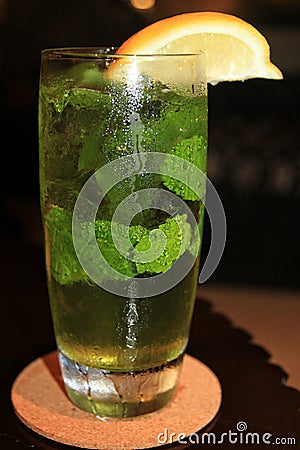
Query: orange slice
[{"left": 117, "top": 12, "right": 283, "bottom": 84}]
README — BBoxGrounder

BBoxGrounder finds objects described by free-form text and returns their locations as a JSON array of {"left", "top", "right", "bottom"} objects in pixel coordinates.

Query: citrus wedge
[{"left": 117, "top": 12, "right": 283, "bottom": 84}]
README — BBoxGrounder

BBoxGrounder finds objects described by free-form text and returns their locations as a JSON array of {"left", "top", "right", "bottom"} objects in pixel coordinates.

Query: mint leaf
[
  {"left": 67, "top": 89, "right": 110, "bottom": 172},
  {"left": 46, "top": 207, "right": 90, "bottom": 285},
  {"left": 77, "top": 126, "right": 106, "bottom": 171},
  {"left": 94, "top": 220, "right": 137, "bottom": 278},
  {"left": 40, "top": 84, "right": 111, "bottom": 179},
  {"left": 40, "top": 87, "right": 105, "bottom": 179},
  {"left": 46, "top": 207, "right": 139, "bottom": 285},
  {"left": 141, "top": 94, "right": 207, "bottom": 153},
  {"left": 161, "top": 135, "right": 207, "bottom": 201},
  {"left": 135, "top": 214, "right": 191, "bottom": 274},
  {"left": 68, "top": 88, "right": 110, "bottom": 110},
  {"left": 139, "top": 90, "right": 207, "bottom": 201}
]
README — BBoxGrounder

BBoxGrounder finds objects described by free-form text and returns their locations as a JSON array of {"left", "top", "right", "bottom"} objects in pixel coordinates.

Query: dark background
[{"left": 0, "top": 0, "right": 299, "bottom": 288}]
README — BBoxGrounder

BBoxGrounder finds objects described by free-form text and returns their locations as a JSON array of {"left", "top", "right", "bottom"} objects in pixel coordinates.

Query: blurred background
[{"left": 0, "top": 0, "right": 299, "bottom": 288}]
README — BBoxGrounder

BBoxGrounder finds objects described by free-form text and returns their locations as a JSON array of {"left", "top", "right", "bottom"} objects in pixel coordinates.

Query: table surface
[{"left": 1, "top": 238, "right": 299, "bottom": 450}]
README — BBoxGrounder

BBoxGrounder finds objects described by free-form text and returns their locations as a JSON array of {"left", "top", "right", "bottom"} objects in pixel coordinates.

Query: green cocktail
[{"left": 39, "top": 49, "right": 207, "bottom": 417}]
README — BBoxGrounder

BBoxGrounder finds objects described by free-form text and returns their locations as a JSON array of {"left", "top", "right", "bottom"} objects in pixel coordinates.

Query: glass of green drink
[{"left": 39, "top": 48, "right": 207, "bottom": 418}]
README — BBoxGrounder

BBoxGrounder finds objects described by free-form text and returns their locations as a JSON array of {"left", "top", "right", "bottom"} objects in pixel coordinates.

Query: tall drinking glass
[{"left": 39, "top": 48, "right": 207, "bottom": 418}]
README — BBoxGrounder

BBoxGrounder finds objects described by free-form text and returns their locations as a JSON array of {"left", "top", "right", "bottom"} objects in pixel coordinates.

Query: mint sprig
[{"left": 46, "top": 206, "right": 192, "bottom": 285}]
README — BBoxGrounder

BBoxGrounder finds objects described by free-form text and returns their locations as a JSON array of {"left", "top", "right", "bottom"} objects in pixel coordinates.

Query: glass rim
[{"left": 41, "top": 46, "right": 205, "bottom": 60}]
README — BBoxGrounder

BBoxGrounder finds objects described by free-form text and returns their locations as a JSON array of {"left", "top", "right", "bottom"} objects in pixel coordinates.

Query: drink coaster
[{"left": 11, "top": 352, "right": 222, "bottom": 449}]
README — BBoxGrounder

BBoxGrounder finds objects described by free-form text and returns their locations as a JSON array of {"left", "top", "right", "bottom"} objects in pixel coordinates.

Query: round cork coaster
[{"left": 11, "top": 352, "right": 222, "bottom": 449}]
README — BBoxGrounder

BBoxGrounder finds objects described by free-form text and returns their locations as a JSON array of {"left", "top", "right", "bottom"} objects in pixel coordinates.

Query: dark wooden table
[{"left": 1, "top": 238, "right": 299, "bottom": 449}]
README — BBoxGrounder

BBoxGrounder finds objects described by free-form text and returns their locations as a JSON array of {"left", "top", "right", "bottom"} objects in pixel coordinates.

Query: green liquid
[
  {"left": 39, "top": 60, "right": 207, "bottom": 414},
  {"left": 49, "top": 262, "right": 198, "bottom": 371}
]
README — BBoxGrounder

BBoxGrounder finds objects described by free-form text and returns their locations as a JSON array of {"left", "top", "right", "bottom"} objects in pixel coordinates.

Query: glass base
[{"left": 58, "top": 350, "right": 183, "bottom": 418}]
